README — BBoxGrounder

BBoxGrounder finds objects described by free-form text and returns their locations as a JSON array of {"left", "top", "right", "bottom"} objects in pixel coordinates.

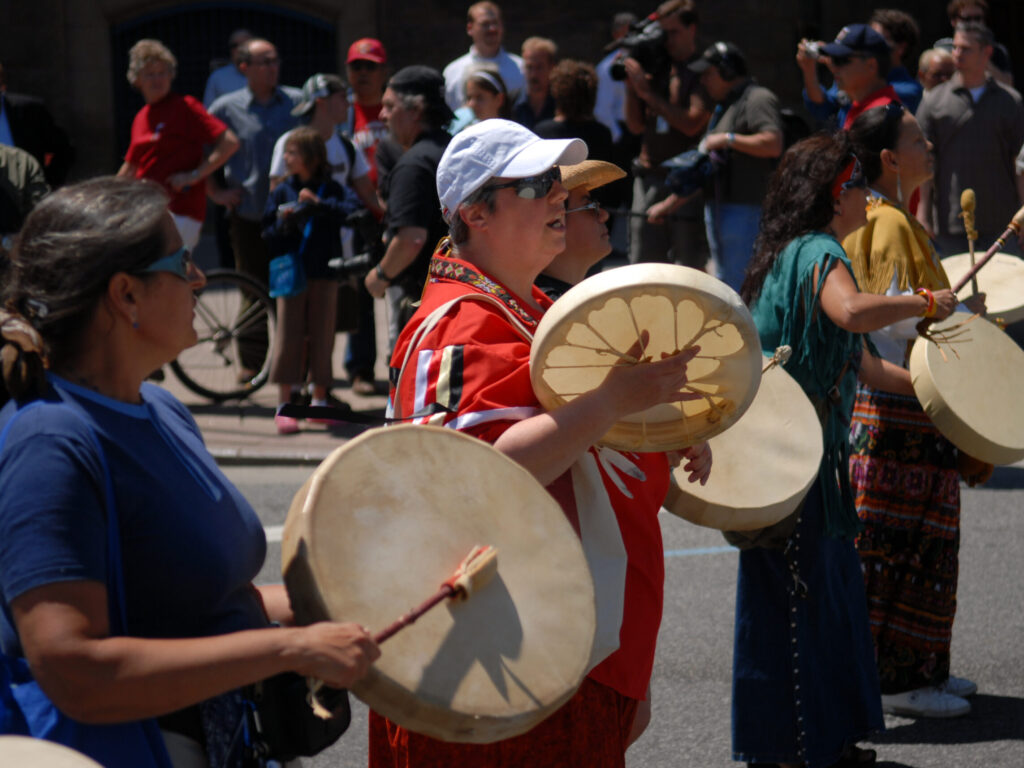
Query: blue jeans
[
  {"left": 344, "top": 287, "right": 377, "bottom": 381},
  {"left": 704, "top": 202, "right": 761, "bottom": 293}
]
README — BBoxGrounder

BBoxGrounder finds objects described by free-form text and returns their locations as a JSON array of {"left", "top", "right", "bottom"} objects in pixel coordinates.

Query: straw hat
[{"left": 560, "top": 159, "right": 626, "bottom": 193}]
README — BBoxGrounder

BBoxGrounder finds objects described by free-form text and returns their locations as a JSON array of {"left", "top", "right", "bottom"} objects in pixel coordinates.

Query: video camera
[
  {"left": 607, "top": 13, "right": 672, "bottom": 83},
  {"left": 328, "top": 208, "right": 384, "bottom": 280}
]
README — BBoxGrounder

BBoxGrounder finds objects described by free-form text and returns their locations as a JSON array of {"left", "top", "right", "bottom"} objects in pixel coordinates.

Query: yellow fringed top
[{"left": 843, "top": 196, "right": 951, "bottom": 296}]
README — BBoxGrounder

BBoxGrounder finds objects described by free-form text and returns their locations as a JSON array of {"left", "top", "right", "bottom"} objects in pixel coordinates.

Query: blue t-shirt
[{"left": 0, "top": 376, "right": 268, "bottom": 656}]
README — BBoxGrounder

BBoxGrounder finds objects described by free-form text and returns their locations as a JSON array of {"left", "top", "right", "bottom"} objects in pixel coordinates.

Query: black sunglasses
[
  {"left": 349, "top": 60, "right": 381, "bottom": 72},
  {"left": 486, "top": 167, "right": 561, "bottom": 199},
  {"left": 829, "top": 53, "right": 867, "bottom": 68}
]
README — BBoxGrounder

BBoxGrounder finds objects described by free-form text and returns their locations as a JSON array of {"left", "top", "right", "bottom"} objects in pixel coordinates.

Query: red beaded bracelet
[{"left": 915, "top": 287, "right": 935, "bottom": 317}]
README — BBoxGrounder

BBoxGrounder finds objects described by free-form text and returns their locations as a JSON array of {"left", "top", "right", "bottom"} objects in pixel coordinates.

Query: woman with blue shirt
[{"left": 0, "top": 177, "right": 378, "bottom": 766}]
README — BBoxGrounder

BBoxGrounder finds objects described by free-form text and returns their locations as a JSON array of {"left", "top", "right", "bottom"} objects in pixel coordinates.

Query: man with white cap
[{"left": 373, "top": 119, "right": 710, "bottom": 766}]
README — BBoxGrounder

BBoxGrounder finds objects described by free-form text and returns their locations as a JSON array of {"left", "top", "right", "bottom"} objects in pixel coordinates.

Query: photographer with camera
[
  {"left": 798, "top": 23, "right": 903, "bottom": 131},
  {"left": 648, "top": 42, "right": 782, "bottom": 292},
  {"left": 621, "top": 0, "right": 710, "bottom": 268}
]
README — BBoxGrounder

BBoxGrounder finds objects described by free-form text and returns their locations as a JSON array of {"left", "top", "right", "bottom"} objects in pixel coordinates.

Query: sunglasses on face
[
  {"left": 136, "top": 245, "right": 194, "bottom": 280},
  {"left": 349, "top": 60, "right": 381, "bottom": 72},
  {"left": 829, "top": 53, "right": 866, "bottom": 68},
  {"left": 565, "top": 200, "right": 602, "bottom": 215},
  {"left": 486, "top": 167, "right": 561, "bottom": 199}
]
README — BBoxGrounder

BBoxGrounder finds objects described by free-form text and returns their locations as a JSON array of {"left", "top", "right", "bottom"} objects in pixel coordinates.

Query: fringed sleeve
[{"left": 752, "top": 233, "right": 866, "bottom": 539}]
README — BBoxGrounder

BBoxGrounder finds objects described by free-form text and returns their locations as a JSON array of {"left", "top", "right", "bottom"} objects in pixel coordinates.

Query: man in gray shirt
[
  {"left": 916, "top": 22, "right": 1024, "bottom": 256},
  {"left": 208, "top": 38, "right": 302, "bottom": 376}
]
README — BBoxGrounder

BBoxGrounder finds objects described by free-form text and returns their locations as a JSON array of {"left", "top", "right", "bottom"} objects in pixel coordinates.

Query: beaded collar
[{"left": 428, "top": 253, "right": 540, "bottom": 327}]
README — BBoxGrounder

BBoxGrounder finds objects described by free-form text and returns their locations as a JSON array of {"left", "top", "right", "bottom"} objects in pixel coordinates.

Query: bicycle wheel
[{"left": 170, "top": 269, "right": 277, "bottom": 401}]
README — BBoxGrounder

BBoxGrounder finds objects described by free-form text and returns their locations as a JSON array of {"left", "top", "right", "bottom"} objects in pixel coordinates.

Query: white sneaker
[
  {"left": 881, "top": 686, "right": 971, "bottom": 718},
  {"left": 937, "top": 675, "right": 978, "bottom": 698}
]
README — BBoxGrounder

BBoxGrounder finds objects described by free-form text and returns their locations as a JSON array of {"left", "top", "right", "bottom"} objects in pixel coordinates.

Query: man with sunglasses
[
  {"left": 801, "top": 24, "right": 900, "bottom": 132},
  {"left": 208, "top": 38, "right": 302, "bottom": 378},
  {"left": 343, "top": 39, "right": 391, "bottom": 395},
  {"left": 376, "top": 116, "right": 710, "bottom": 768},
  {"left": 933, "top": 1, "right": 1013, "bottom": 87}
]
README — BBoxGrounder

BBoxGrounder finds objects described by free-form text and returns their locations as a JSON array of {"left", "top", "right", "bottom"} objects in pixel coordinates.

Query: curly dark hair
[
  {"left": 847, "top": 102, "right": 905, "bottom": 185},
  {"left": 870, "top": 9, "right": 920, "bottom": 58},
  {"left": 549, "top": 59, "right": 598, "bottom": 121},
  {"left": 740, "top": 132, "right": 854, "bottom": 305}
]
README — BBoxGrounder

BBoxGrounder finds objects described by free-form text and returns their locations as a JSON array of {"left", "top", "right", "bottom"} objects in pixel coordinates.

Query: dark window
[{"left": 110, "top": 2, "right": 336, "bottom": 158}]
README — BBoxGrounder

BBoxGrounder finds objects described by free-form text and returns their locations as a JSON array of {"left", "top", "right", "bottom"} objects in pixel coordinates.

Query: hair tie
[
  {"left": 1, "top": 309, "right": 46, "bottom": 357},
  {"left": 0, "top": 308, "right": 48, "bottom": 401}
]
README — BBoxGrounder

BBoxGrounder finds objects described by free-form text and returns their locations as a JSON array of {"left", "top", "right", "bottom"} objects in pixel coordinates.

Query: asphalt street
[{"left": 232, "top": 463, "right": 1024, "bottom": 768}]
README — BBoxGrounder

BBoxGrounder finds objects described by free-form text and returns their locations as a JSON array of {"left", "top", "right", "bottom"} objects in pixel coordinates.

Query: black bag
[
  {"left": 246, "top": 672, "right": 351, "bottom": 763},
  {"left": 662, "top": 149, "right": 718, "bottom": 197}
]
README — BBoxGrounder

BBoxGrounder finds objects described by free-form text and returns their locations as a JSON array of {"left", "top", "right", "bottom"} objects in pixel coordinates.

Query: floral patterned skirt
[{"left": 849, "top": 385, "right": 961, "bottom": 694}]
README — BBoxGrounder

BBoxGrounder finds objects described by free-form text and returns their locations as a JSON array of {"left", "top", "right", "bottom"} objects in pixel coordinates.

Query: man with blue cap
[{"left": 799, "top": 23, "right": 901, "bottom": 130}]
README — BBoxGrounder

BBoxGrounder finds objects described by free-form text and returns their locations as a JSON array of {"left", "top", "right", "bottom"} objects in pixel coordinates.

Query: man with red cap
[{"left": 344, "top": 38, "right": 391, "bottom": 394}]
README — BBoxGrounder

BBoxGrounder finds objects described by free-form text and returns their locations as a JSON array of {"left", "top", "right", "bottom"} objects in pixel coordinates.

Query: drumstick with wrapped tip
[
  {"left": 959, "top": 189, "right": 979, "bottom": 296},
  {"left": 373, "top": 544, "right": 499, "bottom": 644},
  {"left": 951, "top": 202, "right": 1024, "bottom": 295},
  {"left": 306, "top": 545, "right": 499, "bottom": 720}
]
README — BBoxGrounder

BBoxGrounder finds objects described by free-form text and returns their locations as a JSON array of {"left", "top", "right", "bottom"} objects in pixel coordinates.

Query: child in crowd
[{"left": 262, "top": 126, "right": 361, "bottom": 434}]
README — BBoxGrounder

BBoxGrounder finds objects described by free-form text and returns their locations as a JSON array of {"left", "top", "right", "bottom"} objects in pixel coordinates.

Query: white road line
[{"left": 263, "top": 525, "right": 734, "bottom": 558}]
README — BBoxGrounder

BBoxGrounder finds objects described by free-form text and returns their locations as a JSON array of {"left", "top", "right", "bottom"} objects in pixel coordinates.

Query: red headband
[{"left": 831, "top": 157, "right": 862, "bottom": 200}]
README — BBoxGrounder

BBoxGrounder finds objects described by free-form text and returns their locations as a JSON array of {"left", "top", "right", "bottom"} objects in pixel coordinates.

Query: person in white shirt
[
  {"left": 594, "top": 12, "right": 635, "bottom": 143},
  {"left": 442, "top": 2, "right": 524, "bottom": 112}
]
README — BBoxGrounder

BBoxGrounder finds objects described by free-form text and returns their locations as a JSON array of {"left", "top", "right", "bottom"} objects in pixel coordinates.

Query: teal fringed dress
[{"left": 731, "top": 233, "right": 884, "bottom": 767}]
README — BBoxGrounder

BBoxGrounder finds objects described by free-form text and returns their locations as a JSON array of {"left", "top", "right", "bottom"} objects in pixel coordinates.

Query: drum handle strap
[{"left": 391, "top": 293, "right": 535, "bottom": 422}]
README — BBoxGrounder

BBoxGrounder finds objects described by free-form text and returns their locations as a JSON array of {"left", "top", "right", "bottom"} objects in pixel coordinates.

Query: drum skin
[
  {"left": 910, "top": 312, "right": 1024, "bottom": 465},
  {"left": 0, "top": 737, "right": 103, "bottom": 768},
  {"left": 664, "top": 361, "right": 822, "bottom": 531},
  {"left": 281, "top": 425, "right": 596, "bottom": 743},
  {"left": 941, "top": 253, "right": 1024, "bottom": 325},
  {"left": 530, "top": 264, "right": 763, "bottom": 452}
]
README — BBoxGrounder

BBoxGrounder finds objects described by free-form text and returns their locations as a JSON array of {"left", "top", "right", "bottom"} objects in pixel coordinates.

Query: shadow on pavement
[
  {"left": 188, "top": 402, "right": 277, "bottom": 417},
  {"left": 867, "top": 694, "right": 1024, "bottom": 746}
]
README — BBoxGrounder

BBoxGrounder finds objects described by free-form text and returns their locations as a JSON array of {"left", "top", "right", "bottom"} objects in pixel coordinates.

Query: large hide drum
[
  {"left": 530, "top": 264, "right": 763, "bottom": 452},
  {"left": 941, "top": 252, "right": 1024, "bottom": 325},
  {"left": 910, "top": 312, "right": 1024, "bottom": 465},
  {"left": 281, "top": 425, "right": 596, "bottom": 743},
  {"left": 664, "top": 358, "right": 822, "bottom": 530},
  {"left": 0, "top": 737, "right": 103, "bottom": 767}
]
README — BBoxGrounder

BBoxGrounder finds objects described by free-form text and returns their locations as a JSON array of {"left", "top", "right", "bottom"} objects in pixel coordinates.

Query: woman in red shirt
[{"left": 118, "top": 39, "right": 239, "bottom": 249}]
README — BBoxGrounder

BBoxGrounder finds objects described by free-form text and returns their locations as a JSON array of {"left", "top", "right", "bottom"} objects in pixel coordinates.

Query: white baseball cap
[{"left": 437, "top": 119, "right": 588, "bottom": 222}]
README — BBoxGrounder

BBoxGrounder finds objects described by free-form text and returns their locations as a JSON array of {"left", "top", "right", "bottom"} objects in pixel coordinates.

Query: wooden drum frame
[
  {"left": 281, "top": 425, "right": 597, "bottom": 743},
  {"left": 530, "top": 264, "right": 763, "bottom": 452}
]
